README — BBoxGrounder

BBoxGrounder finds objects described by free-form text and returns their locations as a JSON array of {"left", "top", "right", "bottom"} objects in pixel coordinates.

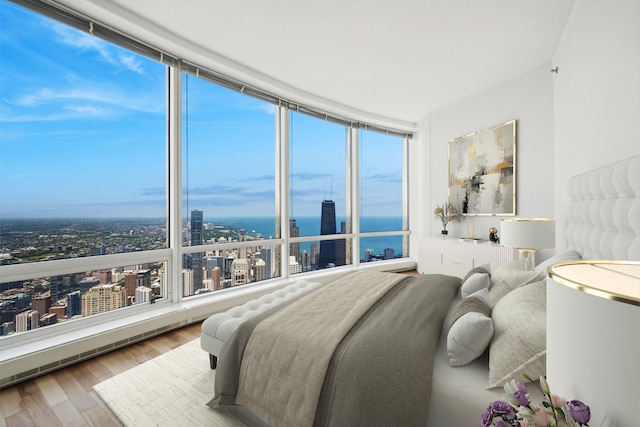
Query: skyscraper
[
  {"left": 289, "top": 219, "right": 300, "bottom": 262},
  {"left": 211, "top": 266, "right": 221, "bottom": 290},
  {"left": 190, "top": 209, "right": 204, "bottom": 292},
  {"left": 310, "top": 242, "right": 320, "bottom": 266},
  {"left": 301, "top": 251, "right": 311, "bottom": 272},
  {"left": 48, "top": 276, "right": 63, "bottom": 302},
  {"left": 182, "top": 269, "right": 194, "bottom": 296},
  {"left": 66, "top": 291, "right": 81, "bottom": 318},
  {"left": 319, "top": 200, "right": 336, "bottom": 268},
  {"left": 260, "top": 248, "right": 272, "bottom": 279}
]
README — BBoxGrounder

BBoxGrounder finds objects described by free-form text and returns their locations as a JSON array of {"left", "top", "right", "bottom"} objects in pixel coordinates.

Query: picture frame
[{"left": 448, "top": 120, "right": 516, "bottom": 216}]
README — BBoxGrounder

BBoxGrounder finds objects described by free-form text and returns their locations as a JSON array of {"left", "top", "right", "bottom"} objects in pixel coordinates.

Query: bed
[{"left": 206, "top": 154, "right": 639, "bottom": 426}]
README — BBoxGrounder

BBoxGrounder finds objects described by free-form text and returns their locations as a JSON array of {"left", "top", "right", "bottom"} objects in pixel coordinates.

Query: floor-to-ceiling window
[
  {"left": 358, "top": 129, "right": 408, "bottom": 262},
  {"left": 0, "top": 0, "right": 169, "bottom": 336},
  {"left": 181, "top": 73, "right": 278, "bottom": 295},
  {"left": 0, "top": 0, "right": 412, "bottom": 345},
  {"left": 289, "top": 111, "right": 350, "bottom": 273}
]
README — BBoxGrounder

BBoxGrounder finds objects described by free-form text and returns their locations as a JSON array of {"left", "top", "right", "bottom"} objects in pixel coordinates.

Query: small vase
[{"left": 441, "top": 230, "right": 448, "bottom": 238}]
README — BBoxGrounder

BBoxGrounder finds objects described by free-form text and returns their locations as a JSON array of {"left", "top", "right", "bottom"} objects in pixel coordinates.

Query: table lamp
[
  {"left": 547, "top": 260, "right": 640, "bottom": 427},
  {"left": 500, "top": 218, "right": 555, "bottom": 270}
]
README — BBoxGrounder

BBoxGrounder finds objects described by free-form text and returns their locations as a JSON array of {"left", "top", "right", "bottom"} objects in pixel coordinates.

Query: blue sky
[{"left": 0, "top": 0, "right": 402, "bottom": 220}]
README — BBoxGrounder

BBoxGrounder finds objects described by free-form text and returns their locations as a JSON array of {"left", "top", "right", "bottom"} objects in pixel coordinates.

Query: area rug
[{"left": 94, "top": 339, "right": 250, "bottom": 426}]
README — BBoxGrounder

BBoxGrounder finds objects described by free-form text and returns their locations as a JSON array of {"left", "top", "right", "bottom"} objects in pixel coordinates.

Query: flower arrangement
[
  {"left": 481, "top": 374, "right": 591, "bottom": 427},
  {"left": 433, "top": 201, "right": 462, "bottom": 232}
]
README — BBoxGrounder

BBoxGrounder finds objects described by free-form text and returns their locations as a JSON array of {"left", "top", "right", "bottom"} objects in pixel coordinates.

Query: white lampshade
[
  {"left": 500, "top": 218, "right": 555, "bottom": 250},
  {"left": 548, "top": 261, "right": 640, "bottom": 426}
]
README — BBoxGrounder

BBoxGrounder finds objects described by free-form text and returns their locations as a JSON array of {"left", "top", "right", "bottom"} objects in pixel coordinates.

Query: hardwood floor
[{"left": 0, "top": 321, "right": 203, "bottom": 427}]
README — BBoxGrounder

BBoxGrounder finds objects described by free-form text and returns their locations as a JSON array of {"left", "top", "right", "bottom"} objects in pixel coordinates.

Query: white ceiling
[{"left": 59, "top": 0, "right": 576, "bottom": 129}]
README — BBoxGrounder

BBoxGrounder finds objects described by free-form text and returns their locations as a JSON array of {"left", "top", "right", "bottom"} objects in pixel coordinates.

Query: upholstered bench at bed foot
[{"left": 200, "top": 279, "right": 323, "bottom": 369}]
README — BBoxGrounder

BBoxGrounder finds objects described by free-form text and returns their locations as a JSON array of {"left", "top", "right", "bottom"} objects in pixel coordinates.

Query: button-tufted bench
[{"left": 200, "top": 279, "right": 323, "bottom": 369}]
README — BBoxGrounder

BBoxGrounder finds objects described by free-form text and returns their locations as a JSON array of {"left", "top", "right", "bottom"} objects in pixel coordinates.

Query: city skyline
[{"left": 0, "top": 1, "right": 403, "bottom": 220}]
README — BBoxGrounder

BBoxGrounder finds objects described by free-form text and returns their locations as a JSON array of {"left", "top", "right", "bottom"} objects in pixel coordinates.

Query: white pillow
[
  {"left": 461, "top": 272, "right": 490, "bottom": 298},
  {"left": 488, "top": 259, "right": 545, "bottom": 307},
  {"left": 468, "top": 287, "right": 490, "bottom": 305},
  {"left": 487, "top": 279, "right": 546, "bottom": 388},
  {"left": 446, "top": 296, "right": 493, "bottom": 366}
]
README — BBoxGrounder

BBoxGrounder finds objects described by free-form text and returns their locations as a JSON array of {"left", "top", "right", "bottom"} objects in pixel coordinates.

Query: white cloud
[{"left": 48, "top": 20, "right": 145, "bottom": 75}]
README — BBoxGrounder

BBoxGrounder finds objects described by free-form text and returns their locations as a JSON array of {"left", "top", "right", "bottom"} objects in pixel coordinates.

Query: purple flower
[
  {"left": 490, "top": 400, "right": 516, "bottom": 419},
  {"left": 495, "top": 420, "right": 512, "bottom": 427},
  {"left": 566, "top": 400, "right": 591, "bottom": 424},
  {"left": 513, "top": 382, "right": 530, "bottom": 406},
  {"left": 481, "top": 407, "right": 494, "bottom": 427}
]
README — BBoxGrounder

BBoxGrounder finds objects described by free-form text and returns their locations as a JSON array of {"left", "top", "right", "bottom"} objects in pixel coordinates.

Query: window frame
[{"left": 0, "top": 0, "right": 413, "bottom": 351}]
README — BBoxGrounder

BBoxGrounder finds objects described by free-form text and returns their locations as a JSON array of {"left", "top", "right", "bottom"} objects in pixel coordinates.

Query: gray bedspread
[{"left": 209, "top": 270, "right": 461, "bottom": 427}]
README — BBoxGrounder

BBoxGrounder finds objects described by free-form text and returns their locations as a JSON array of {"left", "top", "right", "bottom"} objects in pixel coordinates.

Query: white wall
[
  {"left": 552, "top": 0, "right": 640, "bottom": 251},
  {"left": 550, "top": 3, "right": 639, "bottom": 423},
  {"left": 414, "top": 65, "right": 555, "bottom": 261},
  {"left": 413, "top": 0, "right": 640, "bottom": 262}
]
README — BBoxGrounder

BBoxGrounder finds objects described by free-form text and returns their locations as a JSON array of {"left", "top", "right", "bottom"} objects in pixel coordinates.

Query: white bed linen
[{"left": 427, "top": 295, "right": 544, "bottom": 426}]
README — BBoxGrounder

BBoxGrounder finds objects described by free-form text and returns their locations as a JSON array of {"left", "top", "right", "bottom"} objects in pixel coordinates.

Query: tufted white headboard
[{"left": 566, "top": 154, "right": 640, "bottom": 260}]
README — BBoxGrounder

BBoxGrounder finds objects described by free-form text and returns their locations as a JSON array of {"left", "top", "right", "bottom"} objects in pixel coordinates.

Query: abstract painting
[{"left": 448, "top": 120, "right": 516, "bottom": 216}]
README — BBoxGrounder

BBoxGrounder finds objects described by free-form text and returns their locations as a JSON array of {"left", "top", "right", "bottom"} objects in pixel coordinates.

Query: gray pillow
[
  {"left": 461, "top": 272, "right": 490, "bottom": 298},
  {"left": 487, "top": 279, "right": 546, "bottom": 388},
  {"left": 534, "top": 249, "right": 581, "bottom": 274},
  {"left": 446, "top": 296, "right": 493, "bottom": 366},
  {"left": 488, "top": 259, "right": 545, "bottom": 307},
  {"left": 461, "top": 264, "right": 491, "bottom": 284}
]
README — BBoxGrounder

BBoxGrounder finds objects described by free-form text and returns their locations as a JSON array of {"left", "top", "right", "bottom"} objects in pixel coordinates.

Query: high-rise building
[
  {"left": 31, "top": 294, "right": 51, "bottom": 317},
  {"left": 365, "top": 248, "right": 376, "bottom": 262},
  {"left": 62, "top": 275, "right": 77, "bottom": 295},
  {"left": 254, "top": 259, "right": 266, "bottom": 282},
  {"left": 190, "top": 210, "right": 204, "bottom": 292},
  {"left": 66, "top": 291, "right": 81, "bottom": 318},
  {"left": 96, "top": 270, "right": 112, "bottom": 284},
  {"left": 49, "top": 304, "right": 67, "bottom": 319},
  {"left": 182, "top": 269, "right": 194, "bottom": 296},
  {"left": 301, "top": 250, "right": 311, "bottom": 272},
  {"left": 231, "top": 259, "right": 249, "bottom": 286},
  {"left": 48, "top": 276, "right": 63, "bottom": 302},
  {"left": 288, "top": 255, "right": 302, "bottom": 275},
  {"left": 310, "top": 242, "right": 320, "bottom": 267},
  {"left": 319, "top": 199, "right": 336, "bottom": 268},
  {"left": 81, "top": 284, "right": 126, "bottom": 317},
  {"left": 16, "top": 310, "right": 39, "bottom": 333},
  {"left": 260, "top": 248, "right": 272, "bottom": 280},
  {"left": 135, "top": 286, "right": 152, "bottom": 304},
  {"left": 289, "top": 219, "right": 300, "bottom": 262},
  {"left": 384, "top": 248, "right": 395, "bottom": 260},
  {"left": 206, "top": 256, "right": 223, "bottom": 279},
  {"left": 124, "top": 272, "right": 137, "bottom": 299},
  {"left": 79, "top": 277, "right": 99, "bottom": 294},
  {"left": 211, "top": 266, "right": 221, "bottom": 290},
  {"left": 224, "top": 256, "right": 235, "bottom": 280}
]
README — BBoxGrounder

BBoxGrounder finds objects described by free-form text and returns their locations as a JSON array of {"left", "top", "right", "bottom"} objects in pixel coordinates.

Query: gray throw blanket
[{"left": 209, "top": 271, "right": 461, "bottom": 427}]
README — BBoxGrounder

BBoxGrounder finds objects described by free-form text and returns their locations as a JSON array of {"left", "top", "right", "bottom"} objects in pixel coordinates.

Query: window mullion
[
  {"left": 168, "top": 61, "right": 183, "bottom": 303},
  {"left": 402, "top": 136, "right": 410, "bottom": 257},
  {"left": 347, "top": 127, "right": 359, "bottom": 266},
  {"left": 276, "top": 105, "right": 290, "bottom": 279}
]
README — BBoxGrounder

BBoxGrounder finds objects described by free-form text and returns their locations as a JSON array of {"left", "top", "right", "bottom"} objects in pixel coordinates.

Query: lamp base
[{"left": 519, "top": 249, "right": 536, "bottom": 270}]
